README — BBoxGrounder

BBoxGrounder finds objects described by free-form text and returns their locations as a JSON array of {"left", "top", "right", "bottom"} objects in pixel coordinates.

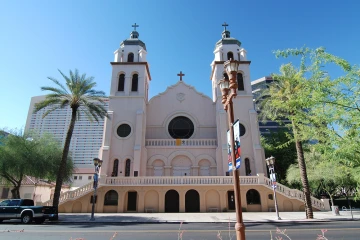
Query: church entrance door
[
  {"left": 185, "top": 189, "right": 200, "bottom": 212},
  {"left": 227, "top": 191, "right": 235, "bottom": 210},
  {"left": 127, "top": 192, "right": 137, "bottom": 211},
  {"left": 165, "top": 190, "right": 179, "bottom": 212}
]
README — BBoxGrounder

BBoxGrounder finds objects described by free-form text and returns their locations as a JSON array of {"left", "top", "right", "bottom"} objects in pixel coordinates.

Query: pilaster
[
  {"left": 179, "top": 190, "right": 186, "bottom": 213},
  {"left": 159, "top": 190, "right": 166, "bottom": 212},
  {"left": 137, "top": 190, "right": 145, "bottom": 212},
  {"left": 199, "top": 190, "right": 206, "bottom": 212},
  {"left": 117, "top": 190, "right": 125, "bottom": 212},
  {"left": 133, "top": 110, "right": 144, "bottom": 175},
  {"left": 96, "top": 188, "right": 105, "bottom": 213}
]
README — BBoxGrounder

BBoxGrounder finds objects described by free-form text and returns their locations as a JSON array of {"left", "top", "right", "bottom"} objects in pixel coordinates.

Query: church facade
[{"left": 51, "top": 26, "right": 329, "bottom": 213}]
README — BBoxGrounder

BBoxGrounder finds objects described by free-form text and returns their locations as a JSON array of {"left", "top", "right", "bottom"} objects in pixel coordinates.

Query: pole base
[{"left": 89, "top": 217, "right": 95, "bottom": 221}]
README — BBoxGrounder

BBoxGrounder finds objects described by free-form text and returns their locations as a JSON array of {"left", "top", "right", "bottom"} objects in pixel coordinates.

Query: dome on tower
[
  {"left": 120, "top": 23, "right": 146, "bottom": 50},
  {"left": 215, "top": 23, "right": 241, "bottom": 48}
]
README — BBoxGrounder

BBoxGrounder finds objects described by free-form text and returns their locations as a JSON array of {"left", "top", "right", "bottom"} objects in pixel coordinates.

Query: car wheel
[
  {"left": 21, "top": 213, "right": 33, "bottom": 224},
  {"left": 34, "top": 218, "right": 45, "bottom": 224}
]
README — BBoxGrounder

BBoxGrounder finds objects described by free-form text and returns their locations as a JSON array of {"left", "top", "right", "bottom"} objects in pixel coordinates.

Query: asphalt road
[{"left": 0, "top": 221, "right": 359, "bottom": 240}]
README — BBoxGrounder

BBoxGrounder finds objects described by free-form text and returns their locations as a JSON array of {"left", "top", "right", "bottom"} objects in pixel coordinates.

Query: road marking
[{"left": 14, "top": 228, "right": 360, "bottom": 233}]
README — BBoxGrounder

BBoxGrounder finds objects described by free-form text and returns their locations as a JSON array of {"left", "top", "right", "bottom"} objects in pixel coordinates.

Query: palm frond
[
  {"left": 46, "top": 77, "right": 69, "bottom": 95},
  {"left": 42, "top": 105, "right": 62, "bottom": 118},
  {"left": 33, "top": 98, "right": 61, "bottom": 113}
]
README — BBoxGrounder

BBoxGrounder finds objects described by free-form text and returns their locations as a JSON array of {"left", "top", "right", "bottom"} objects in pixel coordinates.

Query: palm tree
[
  {"left": 259, "top": 63, "right": 314, "bottom": 219},
  {"left": 34, "top": 69, "right": 108, "bottom": 208}
]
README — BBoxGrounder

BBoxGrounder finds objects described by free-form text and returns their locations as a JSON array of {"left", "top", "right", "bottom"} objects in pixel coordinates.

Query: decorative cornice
[
  {"left": 148, "top": 81, "right": 213, "bottom": 104},
  {"left": 210, "top": 61, "right": 251, "bottom": 81},
  {"left": 110, "top": 62, "right": 151, "bottom": 80}
]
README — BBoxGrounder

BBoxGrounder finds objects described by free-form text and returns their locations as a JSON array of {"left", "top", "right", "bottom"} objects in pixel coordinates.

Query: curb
[{"left": 49, "top": 219, "right": 341, "bottom": 224}]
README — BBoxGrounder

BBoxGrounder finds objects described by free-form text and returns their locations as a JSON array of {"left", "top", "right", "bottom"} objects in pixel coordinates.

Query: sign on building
[{"left": 227, "top": 119, "right": 241, "bottom": 171}]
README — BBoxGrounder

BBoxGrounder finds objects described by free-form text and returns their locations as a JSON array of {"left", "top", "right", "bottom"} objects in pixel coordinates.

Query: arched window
[
  {"left": 131, "top": 74, "right": 138, "bottom": 91},
  {"left": 245, "top": 158, "right": 251, "bottom": 176},
  {"left": 237, "top": 73, "right": 244, "bottom": 91},
  {"left": 118, "top": 74, "right": 125, "bottom": 91},
  {"left": 125, "top": 159, "right": 131, "bottom": 177},
  {"left": 223, "top": 72, "right": 229, "bottom": 80},
  {"left": 104, "top": 190, "right": 118, "bottom": 206},
  {"left": 227, "top": 52, "right": 234, "bottom": 60},
  {"left": 112, "top": 159, "right": 119, "bottom": 177},
  {"left": 128, "top": 53, "right": 134, "bottom": 62},
  {"left": 246, "top": 189, "right": 261, "bottom": 205}
]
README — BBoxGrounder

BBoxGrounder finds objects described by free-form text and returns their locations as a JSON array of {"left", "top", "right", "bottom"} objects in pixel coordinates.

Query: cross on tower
[
  {"left": 177, "top": 71, "right": 185, "bottom": 81},
  {"left": 132, "top": 23, "right": 139, "bottom": 31},
  {"left": 222, "top": 22, "right": 229, "bottom": 31}
]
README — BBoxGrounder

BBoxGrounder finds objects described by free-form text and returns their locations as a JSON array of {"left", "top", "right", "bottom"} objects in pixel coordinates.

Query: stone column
[
  {"left": 191, "top": 166, "right": 199, "bottom": 176},
  {"left": 147, "top": 166, "right": 153, "bottom": 176},
  {"left": 164, "top": 166, "right": 172, "bottom": 176},
  {"left": 210, "top": 166, "right": 217, "bottom": 176}
]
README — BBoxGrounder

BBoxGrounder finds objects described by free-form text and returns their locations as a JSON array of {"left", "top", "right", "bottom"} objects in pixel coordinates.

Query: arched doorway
[
  {"left": 165, "top": 190, "right": 179, "bottom": 212},
  {"left": 185, "top": 189, "right": 200, "bottom": 212}
]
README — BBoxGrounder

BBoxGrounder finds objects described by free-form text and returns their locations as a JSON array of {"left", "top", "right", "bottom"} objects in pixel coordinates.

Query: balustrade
[
  {"left": 41, "top": 175, "right": 325, "bottom": 209},
  {"left": 145, "top": 139, "right": 217, "bottom": 147}
]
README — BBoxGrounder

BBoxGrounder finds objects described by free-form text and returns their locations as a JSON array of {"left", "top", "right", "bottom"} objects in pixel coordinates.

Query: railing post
[{"left": 256, "top": 173, "right": 265, "bottom": 184}]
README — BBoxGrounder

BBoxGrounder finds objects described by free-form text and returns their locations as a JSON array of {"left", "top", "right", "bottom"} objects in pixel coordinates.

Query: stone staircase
[{"left": 43, "top": 174, "right": 329, "bottom": 211}]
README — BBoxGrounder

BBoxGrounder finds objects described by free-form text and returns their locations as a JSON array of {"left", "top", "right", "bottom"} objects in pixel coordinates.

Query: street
[{"left": 0, "top": 221, "right": 359, "bottom": 240}]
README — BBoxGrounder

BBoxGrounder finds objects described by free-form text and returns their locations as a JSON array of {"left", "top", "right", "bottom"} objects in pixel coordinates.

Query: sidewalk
[{"left": 57, "top": 211, "right": 360, "bottom": 223}]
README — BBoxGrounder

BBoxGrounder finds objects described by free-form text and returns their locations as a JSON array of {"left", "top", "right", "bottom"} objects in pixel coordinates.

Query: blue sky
[{"left": 0, "top": 0, "right": 359, "bottom": 130}]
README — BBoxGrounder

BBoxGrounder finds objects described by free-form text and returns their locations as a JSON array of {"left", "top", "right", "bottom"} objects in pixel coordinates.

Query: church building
[{"left": 51, "top": 25, "right": 328, "bottom": 213}]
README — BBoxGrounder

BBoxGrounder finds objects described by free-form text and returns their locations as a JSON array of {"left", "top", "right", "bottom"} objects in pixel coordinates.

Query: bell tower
[
  {"left": 100, "top": 23, "right": 151, "bottom": 178},
  {"left": 210, "top": 23, "right": 266, "bottom": 176}
]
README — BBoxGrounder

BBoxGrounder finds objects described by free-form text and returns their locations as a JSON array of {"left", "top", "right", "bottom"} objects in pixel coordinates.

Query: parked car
[{"left": 0, "top": 199, "right": 58, "bottom": 224}]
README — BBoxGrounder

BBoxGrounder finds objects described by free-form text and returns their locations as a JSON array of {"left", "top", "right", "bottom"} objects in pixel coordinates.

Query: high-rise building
[
  {"left": 25, "top": 95, "right": 109, "bottom": 166},
  {"left": 251, "top": 76, "right": 289, "bottom": 134}
]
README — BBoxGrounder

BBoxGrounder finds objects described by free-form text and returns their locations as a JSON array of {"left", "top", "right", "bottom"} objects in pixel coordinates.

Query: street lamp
[
  {"left": 90, "top": 157, "right": 103, "bottom": 221},
  {"left": 218, "top": 59, "right": 246, "bottom": 240},
  {"left": 265, "top": 156, "right": 281, "bottom": 220}
]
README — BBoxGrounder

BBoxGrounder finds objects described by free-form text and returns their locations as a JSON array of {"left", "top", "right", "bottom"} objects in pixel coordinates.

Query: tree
[
  {"left": 275, "top": 47, "right": 360, "bottom": 198},
  {"left": 259, "top": 63, "right": 315, "bottom": 218},
  {"left": 260, "top": 129, "right": 297, "bottom": 185},
  {"left": 33, "top": 69, "right": 108, "bottom": 208},
  {"left": 287, "top": 148, "right": 357, "bottom": 207},
  {"left": 0, "top": 130, "right": 73, "bottom": 199}
]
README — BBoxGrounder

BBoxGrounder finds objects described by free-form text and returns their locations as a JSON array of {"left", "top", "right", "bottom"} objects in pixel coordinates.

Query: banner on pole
[{"left": 227, "top": 119, "right": 241, "bottom": 171}]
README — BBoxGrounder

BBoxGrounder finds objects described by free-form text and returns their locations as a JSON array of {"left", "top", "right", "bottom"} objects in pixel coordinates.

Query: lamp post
[
  {"left": 265, "top": 156, "right": 281, "bottom": 220},
  {"left": 218, "top": 59, "right": 246, "bottom": 240},
  {"left": 90, "top": 157, "right": 103, "bottom": 221}
]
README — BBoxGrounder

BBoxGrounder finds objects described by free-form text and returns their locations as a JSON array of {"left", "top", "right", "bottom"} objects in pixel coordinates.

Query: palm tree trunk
[
  {"left": 292, "top": 120, "right": 314, "bottom": 219},
  {"left": 52, "top": 107, "right": 78, "bottom": 207}
]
